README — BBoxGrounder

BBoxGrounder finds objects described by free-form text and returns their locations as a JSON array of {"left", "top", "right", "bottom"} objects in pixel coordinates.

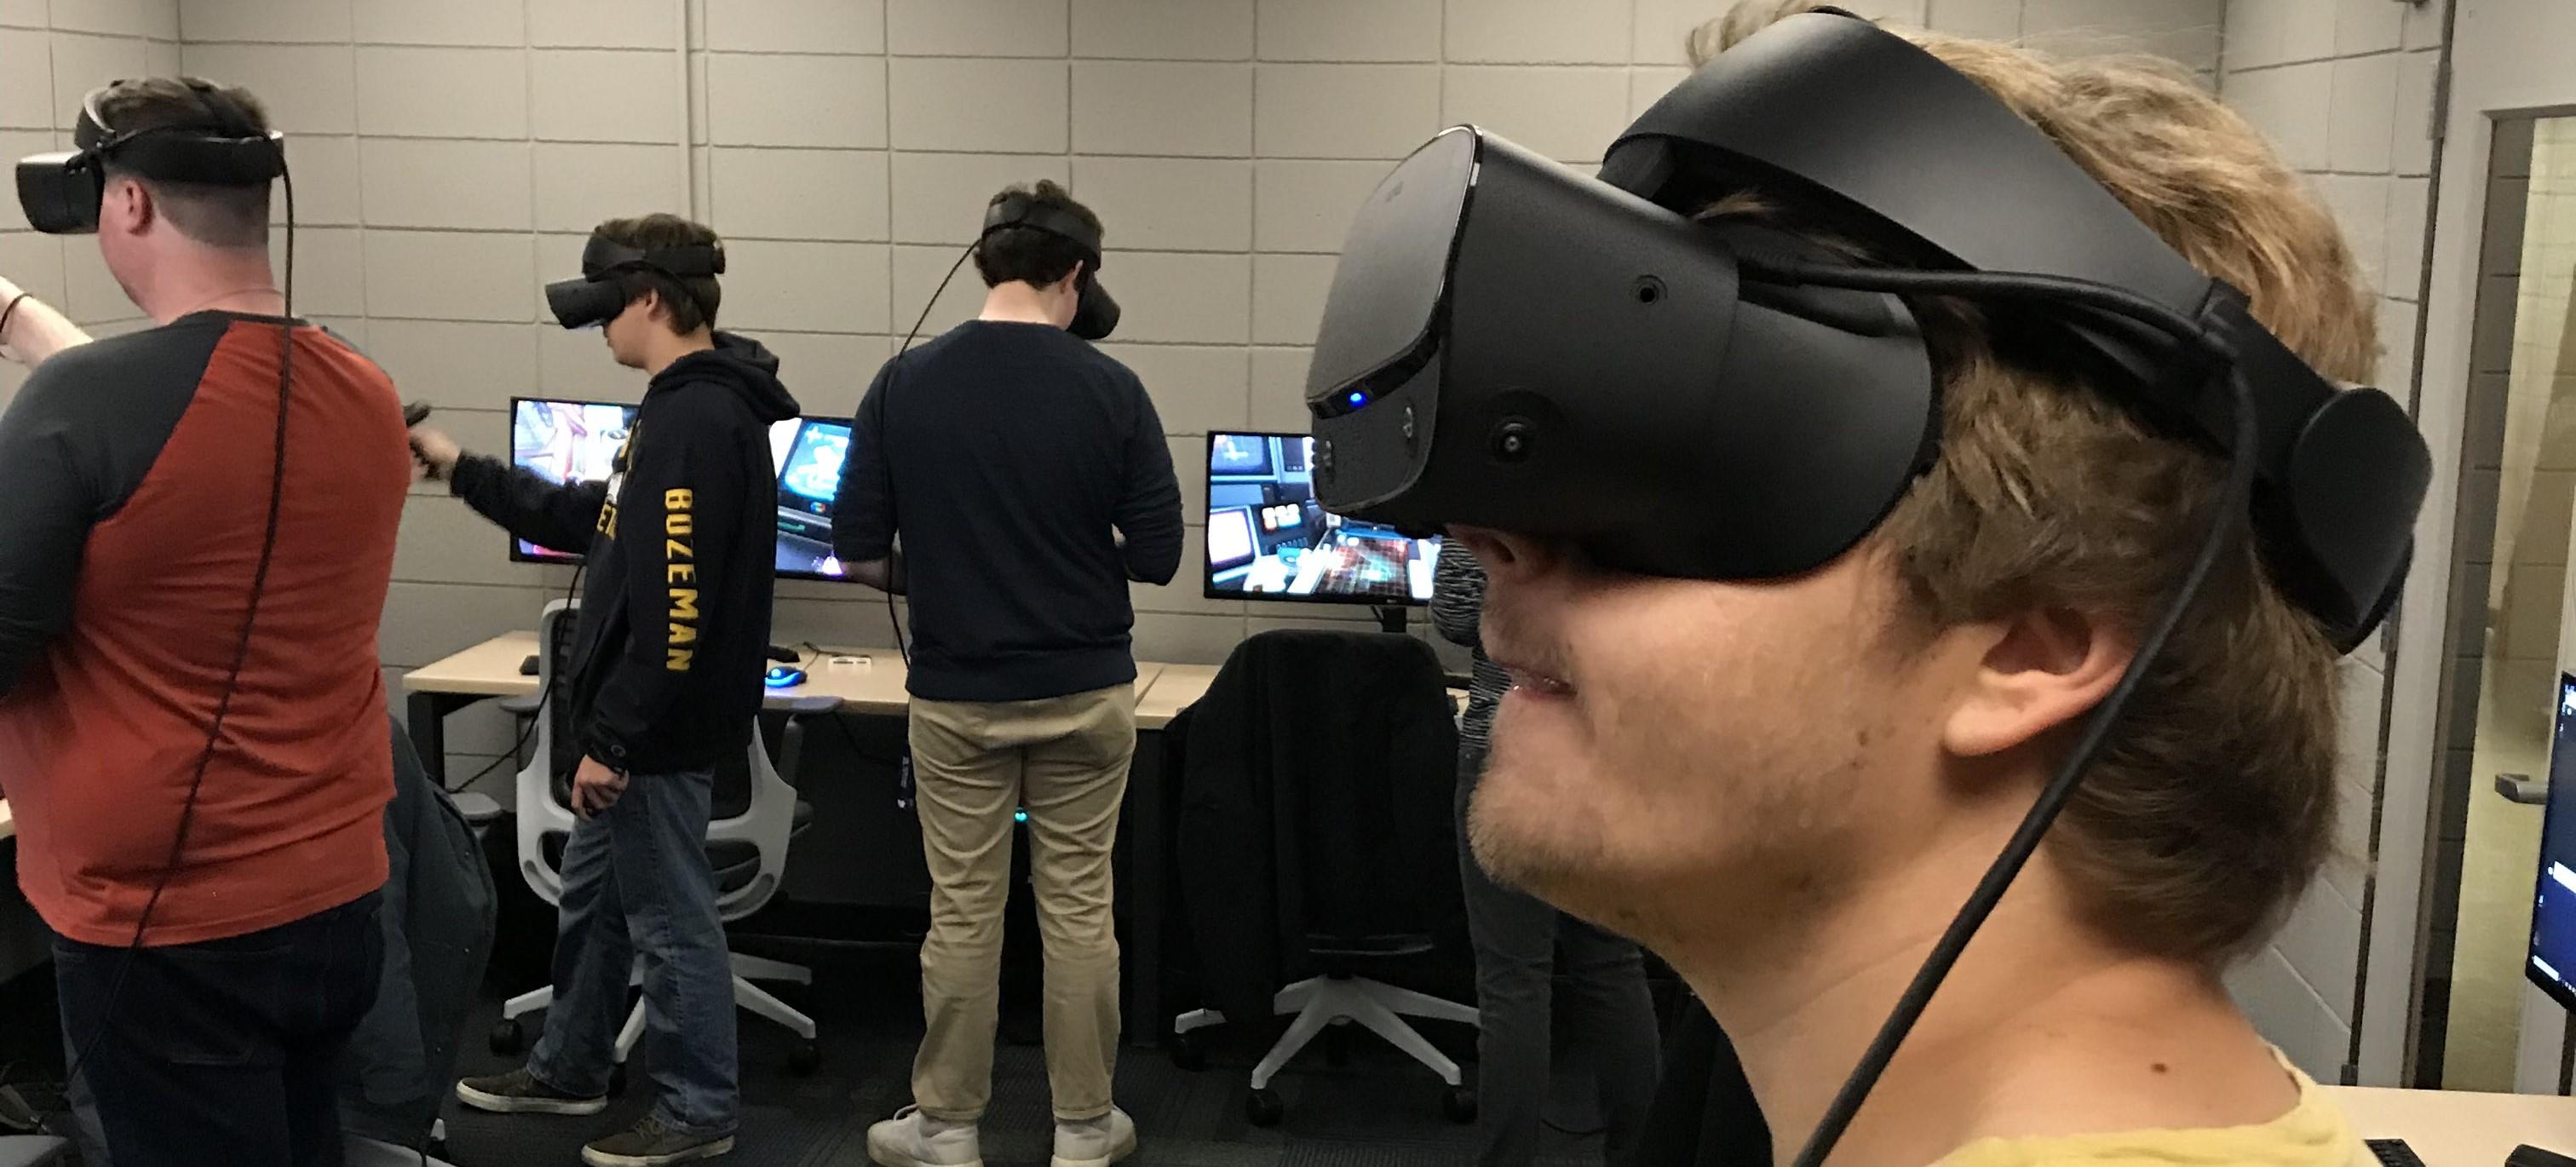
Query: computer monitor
[
  {"left": 509, "top": 397, "right": 637, "bottom": 563},
  {"left": 2529, "top": 672, "right": 2576, "bottom": 1012},
  {"left": 771, "top": 417, "right": 853, "bottom": 582},
  {"left": 507, "top": 397, "right": 857, "bottom": 581},
  {"left": 1202, "top": 430, "right": 1438, "bottom": 606}
]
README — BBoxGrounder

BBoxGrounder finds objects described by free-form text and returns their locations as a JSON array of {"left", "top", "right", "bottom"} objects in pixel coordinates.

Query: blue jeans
[
  {"left": 54, "top": 891, "right": 384, "bottom": 1167},
  {"left": 527, "top": 766, "right": 738, "bottom": 1136}
]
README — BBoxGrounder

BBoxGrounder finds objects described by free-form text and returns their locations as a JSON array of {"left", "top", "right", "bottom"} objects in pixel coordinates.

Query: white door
[{"left": 2385, "top": 0, "right": 2576, "bottom": 1089}]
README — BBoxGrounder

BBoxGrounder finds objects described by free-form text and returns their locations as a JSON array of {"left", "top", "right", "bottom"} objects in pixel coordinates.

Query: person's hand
[
  {"left": 572, "top": 756, "right": 628, "bottom": 818},
  {"left": 0, "top": 274, "right": 23, "bottom": 305},
  {"left": 409, "top": 425, "right": 463, "bottom": 481}
]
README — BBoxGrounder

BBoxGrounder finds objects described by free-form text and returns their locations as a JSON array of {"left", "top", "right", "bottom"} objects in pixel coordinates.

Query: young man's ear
[{"left": 103, "top": 177, "right": 153, "bottom": 236}]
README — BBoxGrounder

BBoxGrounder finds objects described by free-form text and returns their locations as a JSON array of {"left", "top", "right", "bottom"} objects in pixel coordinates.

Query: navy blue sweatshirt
[
  {"left": 451, "top": 334, "right": 800, "bottom": 776},
  {"left": 833, "top": 320, "right": 1184, "bottom": 703}
]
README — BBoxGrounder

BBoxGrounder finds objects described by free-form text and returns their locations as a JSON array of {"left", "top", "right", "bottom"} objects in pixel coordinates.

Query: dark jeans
[
  {"left": 1457, "top": 744, "right": 1660, "bottom": 1167},
  {"left": 55, "top": 890, "right": 385, "bottom": 1167},
  {"left": 527, "top": 765, "right": 739, "bottom": 1136}
]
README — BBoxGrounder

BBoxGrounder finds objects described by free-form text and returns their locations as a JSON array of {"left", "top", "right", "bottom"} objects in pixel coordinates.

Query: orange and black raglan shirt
[{"left": 0, "top": 311, "right": 410, "bottom": 947}]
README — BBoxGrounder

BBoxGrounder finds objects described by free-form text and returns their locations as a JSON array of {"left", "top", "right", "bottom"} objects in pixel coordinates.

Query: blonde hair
[{"left": 1694, "top": 1, "right": 2377, "bottom": 963}]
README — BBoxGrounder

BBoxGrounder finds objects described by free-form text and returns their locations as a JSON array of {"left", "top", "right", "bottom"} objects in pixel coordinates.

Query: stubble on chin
[{"left": 1464, "top": 772, "right": 1662, "bottom": 943}]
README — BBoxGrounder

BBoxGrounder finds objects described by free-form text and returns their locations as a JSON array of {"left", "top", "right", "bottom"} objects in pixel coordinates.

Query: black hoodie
[{"left": 450, "top": 333, "right": 801, "bottom": 778}]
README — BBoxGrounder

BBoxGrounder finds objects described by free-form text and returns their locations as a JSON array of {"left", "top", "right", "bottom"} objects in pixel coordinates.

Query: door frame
[{"left": 2372, "top": 0, "right": 2576, "bottom": 1087}]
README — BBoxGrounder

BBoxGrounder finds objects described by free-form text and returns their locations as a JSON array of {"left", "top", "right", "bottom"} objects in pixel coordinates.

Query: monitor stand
[{"left": 1373, "top": 606, "right": 1409, "bottom": 635}]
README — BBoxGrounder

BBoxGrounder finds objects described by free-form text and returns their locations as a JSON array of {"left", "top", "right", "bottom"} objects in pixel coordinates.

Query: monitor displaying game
[
  {"left": 507, "top": 397, "right": 855, "bottom": 582},
  {"left": 1202, "top": 430, "right": 1438, "bottom": 606},
  {"left": 2527, "top": 672, "right": 2576, "bottom": 1013}
]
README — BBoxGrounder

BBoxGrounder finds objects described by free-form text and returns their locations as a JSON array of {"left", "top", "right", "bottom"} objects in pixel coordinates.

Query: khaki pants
[{"left": 909, "top": 685, "right": 1135, "bottom": 1123}]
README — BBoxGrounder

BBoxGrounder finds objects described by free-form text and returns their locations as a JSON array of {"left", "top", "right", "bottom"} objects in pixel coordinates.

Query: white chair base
[
  {"left": 1177, "top": 974, "right": 1480, "bottom": 1089},
  {"left": 503, "top": 952, "right": 819, "bottom": 1061}
]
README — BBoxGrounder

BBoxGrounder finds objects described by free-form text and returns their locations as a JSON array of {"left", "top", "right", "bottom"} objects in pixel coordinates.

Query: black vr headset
[
  {"left": 15, "top": 78, "right": 285, "bottom": 235},
  {"left": 546, "top": 233, "right": 727, "bottom": 330},
  {"left": 1303, "top": 9, "right": 2431, "bottom": 654},
  {"left": 982, "top": 195, "right": 1119, "bottom": 341}
]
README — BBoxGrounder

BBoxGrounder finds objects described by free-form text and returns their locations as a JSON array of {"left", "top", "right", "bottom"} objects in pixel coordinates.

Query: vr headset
[
  {"left": 15, "top": 78, "right": 285, "bottom": 235},
  {"left": 1301, "top": 9, "right": 2431, "bottom": 653},
  {"left": 982, "top": 195, "right": 1120, "bottom": 341},
  {"left": 546, "top": 233, "right": 727, "bottom": 330}
]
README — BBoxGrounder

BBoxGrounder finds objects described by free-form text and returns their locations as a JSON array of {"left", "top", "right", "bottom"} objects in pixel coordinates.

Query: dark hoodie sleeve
[
  {"left": 1115, "top": 376, "right": 1183, "bottom": 585},
  {"left": 584, "top": 394, "right": 750, "bottom": 772},
  {"left": 448, "top": 454, "right": 610, "bottom": 555},
  {"left": 1431, "top": 540, "right": 1485, "bottom": 649},
  {"left": 832, "top": 360, "right": 896, "bottom": 565}
]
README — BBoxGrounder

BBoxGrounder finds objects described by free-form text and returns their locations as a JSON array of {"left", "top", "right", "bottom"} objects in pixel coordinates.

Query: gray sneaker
[
  {"left": 453, "top": 1067, "right": 607, "bottom": 1116},
  {"left": 1051, "top": 1107, "right": 1137, "bottom": 1167},
  {"left": 582, "top": 1115, "right": 737, "bottom": 1167}
]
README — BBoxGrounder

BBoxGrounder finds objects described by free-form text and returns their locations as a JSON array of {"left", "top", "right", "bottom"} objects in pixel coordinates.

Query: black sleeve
[
  {"left": 1115, "top": 378, "right": 1184, "bottom": 586},
  {"left": 831, "top": 362, "right": 895, "bottom": 565},
  {"left": 584, "top": 405, "right": 746, "bottom": 769},
  {"left": 0, "top": 369, "right": 98, "bottom": 698},
  {"left": 1431, "top": 540, "right": 1485, "bottom": 649},
  {"left": 448, "top": 453, "right": 610, "bottom": 555}
]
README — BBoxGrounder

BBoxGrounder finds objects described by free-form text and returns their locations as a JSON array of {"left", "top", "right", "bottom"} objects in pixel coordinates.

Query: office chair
[
  {"left": 0, "top": 1136, "right": 67, "bottom": 1166},
  {"left": 487, "top": 600, "right": 830, "bottom": 1080},
  {"left": 1168, "top": 629, "right": 1479, "bottom": 1127}
]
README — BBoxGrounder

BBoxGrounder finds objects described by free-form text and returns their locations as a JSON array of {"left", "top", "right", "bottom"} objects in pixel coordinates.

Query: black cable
[
  {"left": 441, "top": 560, "right": 586, "bottom": 796},
  {"left": 877, "top": 239, "right": 980, "bottom": 667},
  {"left": 1761, "top": 267, "right": 2261, "bottom": 1167},
  {"left": 54, "top": 161, "right": 302, "bottom": 1139}
]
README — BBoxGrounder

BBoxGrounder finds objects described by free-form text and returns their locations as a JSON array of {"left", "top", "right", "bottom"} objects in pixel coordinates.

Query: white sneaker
[
  {"left": 866, "top": 1106, "right": 983, "bottom": 1167},
  {"left": 1050, "top": 1107, "right": 1137, "bottom": 1167}
]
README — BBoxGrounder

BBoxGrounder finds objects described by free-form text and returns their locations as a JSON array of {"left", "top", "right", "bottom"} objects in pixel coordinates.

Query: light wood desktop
[
  {"left": 2325, "top": 1085, "right": 2576, "bottom": 1163},
  {"left": 402, "top": 631, "right": 1214, "bottom": 784},
  {"left": 404, "top": 633, "right": 1179, "bottom": 716}
]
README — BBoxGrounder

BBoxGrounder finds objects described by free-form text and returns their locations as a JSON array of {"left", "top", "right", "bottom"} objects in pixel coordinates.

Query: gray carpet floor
[{"left": 440, "top": 953, "right": 1611, "bottom": 1167}]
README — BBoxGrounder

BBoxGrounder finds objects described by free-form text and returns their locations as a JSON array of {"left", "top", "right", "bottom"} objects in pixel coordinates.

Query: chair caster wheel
[
  {"left": 1171, "top": 1030, "right": 1208, "bottom": 1072},
  {"left": 607, "top": 1064, "right": 628, "bottom": 1097},
  {"left": 1443, "top": 1086, "right": 1478, "bottom": 1124},
  {"left": 1245, "top": 1086, "right": 1284, "bottom": 1127},
  {"left": 789, "top": 1039, "right": 821, "bottom": 1076},
  {"left": 488, "top": 1019, "right": 525, "bottom": 1055}
]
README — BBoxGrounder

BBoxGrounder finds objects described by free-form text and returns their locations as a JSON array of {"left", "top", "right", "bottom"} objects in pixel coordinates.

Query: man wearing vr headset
[
  {"left": 1302, "top": 3, "right": 2429, "bottom": 1164},
  {"left": 838, "top": 180, "right": 1180, "bottom": 1167},
  {"left": 412, "top": 214, "right": 798, "bottom": 1167},
  {"left": 0, "top": 78, "right": 410, "bottom": 1164}
]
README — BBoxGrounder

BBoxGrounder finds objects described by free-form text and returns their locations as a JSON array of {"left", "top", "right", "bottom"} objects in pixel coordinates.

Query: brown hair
[
  {"left": 593, "top": 213, "right": 722, "bottom": 335},
  {"left": 94, "top": 78, "right": 273, "bottom": 250},
  {"left": 1694, "top": 2, "right": 2377, "bottom": 963},
  {"left": 975, "top": 179, "right": 1104, "bottom": 290}
]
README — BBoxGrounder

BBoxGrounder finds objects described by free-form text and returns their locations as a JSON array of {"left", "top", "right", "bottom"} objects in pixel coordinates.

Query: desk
[
  {"left": 405, "top": 632, "right": 1202, "bottom": 1042},
  {"left": 1135, "top": 664, "right": 1218, "bottom": 731},
  {"left": 0, "top": 801, "right": 13, "bottom": 842},
  {"left": 401, "top": 633, "right": 1169, "bottom": 782},
  {"left": 2326, "top": 1085, "right": 2576, "bottom": 1163}
]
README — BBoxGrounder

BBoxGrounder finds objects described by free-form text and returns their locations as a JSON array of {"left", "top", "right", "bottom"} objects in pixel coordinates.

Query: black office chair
[{"left": 1167, "top": 629, "right": 1477, "bottom": 1126}]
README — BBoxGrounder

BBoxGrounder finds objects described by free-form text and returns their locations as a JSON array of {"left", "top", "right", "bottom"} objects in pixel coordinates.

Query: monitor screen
[
  {"left": 2524, "top": 675, "right": 2576, "bottom": 1009},
  {"left": 2529, "top": 672, "right": 2576, "bottom": 1012},
  {"left": 509, "top": 398, "right": 637, "bottom": 562},
  {"left": 507, "top": 398, "right": 858, "bottom": 582},
  {"left": 773, "top": 417, "right": 852, "bottom": 582},
  {"left": 1201, "top": 430, "right": 1437, "bottom": 606}
]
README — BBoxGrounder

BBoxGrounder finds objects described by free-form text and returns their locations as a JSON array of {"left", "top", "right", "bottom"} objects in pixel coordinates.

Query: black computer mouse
[{"left": 763, "top": 664, "right": 808, "bottom": 688}]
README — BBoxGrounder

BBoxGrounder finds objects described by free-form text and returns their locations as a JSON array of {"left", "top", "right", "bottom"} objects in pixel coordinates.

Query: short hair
[
  {"left": 592, "top": 214, "right": 722, "bottom": 335},
  {"left": 1694, "top": 2, "right": 2378, "bottom": 964},
  {"left": 93, "top": 78, "right": 273, "bottom": 250},
  {"left": 975, "top": 180, "right": 1104, "bottom": 290}
]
